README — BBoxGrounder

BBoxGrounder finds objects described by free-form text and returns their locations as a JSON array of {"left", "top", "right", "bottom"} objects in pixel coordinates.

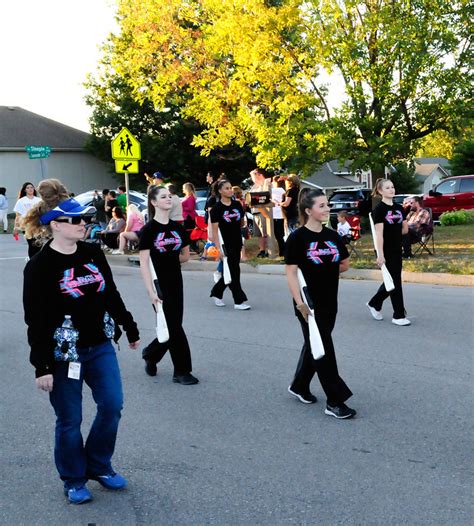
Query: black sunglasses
[{"left": 53, "top": 217, "right": 85, "bottom": 225}]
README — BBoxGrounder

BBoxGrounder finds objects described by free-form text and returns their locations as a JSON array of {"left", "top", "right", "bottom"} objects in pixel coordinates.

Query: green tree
[
  {"left": 104, "top": 0, "right": 472, "bottom": 180},
  {"left": 390, "top": 162, "right": 420, "bottom": 194},
  {"left": 450, "top": 140, "right": 474, "bottom": 176},
  {"left": 84, "top": 45, "right": 255, "bottom": 190}
]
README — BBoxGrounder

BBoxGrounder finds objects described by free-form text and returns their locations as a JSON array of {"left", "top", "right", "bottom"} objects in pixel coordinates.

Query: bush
[{"left": 439, "top": 209, "right": 474, "bottom": 226}]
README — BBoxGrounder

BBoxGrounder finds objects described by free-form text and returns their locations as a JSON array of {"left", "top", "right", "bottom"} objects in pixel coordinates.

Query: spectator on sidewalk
[
  {"left": 93, "top": 189, "right": 109, "bottom": 229},
  {"left": 281, "top": 174, "right": 300, "bottom": 234},
  {"left": 167, "top": 183, "right": 184, "bottom": 223},
  {"left": 402, "top": 196, "right": 432, "bottom": 258},
  {"left": 112, "top": 204, "right": 145, "bottom": 255},
  {"left": 336, "top": 211, "right": 351, "bottom": 244},
  {"left": 105, "top": 191, "right": 118, "bottom": 222},
  {"left": 116, "top": 186, "right": 127, "bottom": 209},
  {"left": 249, "top": 168, "right": 273, "bottom": 258},
  {"left": 271, "top": 176, "right": 286, "bottom": 257},
  {"left": 0, "top": 187, "right": 8, "bottom": 233},
  {"left": 100, "top": 207, "right": 126, "bottom": 250}
]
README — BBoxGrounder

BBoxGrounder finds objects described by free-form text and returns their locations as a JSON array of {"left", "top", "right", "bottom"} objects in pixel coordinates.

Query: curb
[{"left": 111, "top": 255, "right": 473, "bottom": 288}]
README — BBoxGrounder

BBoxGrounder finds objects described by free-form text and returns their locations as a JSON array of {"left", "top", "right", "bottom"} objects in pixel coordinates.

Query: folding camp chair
[
  {"left": 346, "top": 215, "right": 362, "bottom": 257},
  {"left": 413, "top": 207, "right": 435, "bottom": 256}
]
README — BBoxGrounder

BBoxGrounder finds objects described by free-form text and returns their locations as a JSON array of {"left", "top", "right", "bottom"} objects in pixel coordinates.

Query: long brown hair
[
  {"left": 23, "top": 179, "right": 69, "bottom": 241},
  {"left": 298, "top": 187, "right": 325, "bottom": 225},
  {"left": 147, "top": 185, "right": 167, "bottom": 221}
]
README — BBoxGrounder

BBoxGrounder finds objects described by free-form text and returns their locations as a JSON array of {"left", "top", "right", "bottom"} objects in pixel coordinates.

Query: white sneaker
[
  {"left": 366, "top": 302, "right": 383, "bottom": 321},
  {"left": 234, "top": 303, "right": 251, "bottom": 310},
  {"left": 213, "top": 298, "right": 226, "bottom": 307},
  {"left": 213, "top": 271, "right": 222, "bottom": 283},
  {"left": 111, "top": 250, "right": 124, "bottom": 255},
  {"left": 392, "top": 318, "right": 411, "bottom": 326}
]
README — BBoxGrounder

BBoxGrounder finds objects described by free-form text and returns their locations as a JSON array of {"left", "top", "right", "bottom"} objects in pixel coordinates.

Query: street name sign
[{"left": 26, "top": 145, "right": 51, "bottom": 159}]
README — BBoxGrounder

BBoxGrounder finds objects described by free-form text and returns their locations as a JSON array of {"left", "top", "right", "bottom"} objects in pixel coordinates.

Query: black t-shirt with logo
[
  {"left": 371, "top": 201, "right": 406, "bottom": 257},
  {"left": 210, "top": 200, "right": 244, "bottom": 251},
  {"left": 285, "top": 226, "right": 349, "bottom": 314},
  {"left": 284, "top": 186, "right": 299, "bottom": 220},
  {"left": 138, "top": 219, "right": 189, "bottom": 281},
  {"left": 23, "top": 241, "right": 139, "bottom": 377}
]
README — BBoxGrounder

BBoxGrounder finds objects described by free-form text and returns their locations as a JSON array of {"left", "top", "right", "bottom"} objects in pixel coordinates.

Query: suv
[
  {"left": 423, "top": 175, "right": 474, "bottom": 219},
  {"left": 328, "top": 188, "right": 372, "bottom": 227}
]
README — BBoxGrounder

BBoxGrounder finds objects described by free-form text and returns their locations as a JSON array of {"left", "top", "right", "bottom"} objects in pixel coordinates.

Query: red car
[{"left": 423, "top": 175, "right": 474, "bottom": 219}]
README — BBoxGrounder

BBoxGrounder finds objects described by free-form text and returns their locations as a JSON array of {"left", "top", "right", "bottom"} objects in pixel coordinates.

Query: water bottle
[
  {"left": 53, "top": 315, "right": 79, "bottom": 362},
  {"left": 103, "top": 311, "right": 115, "bottom": 339}
]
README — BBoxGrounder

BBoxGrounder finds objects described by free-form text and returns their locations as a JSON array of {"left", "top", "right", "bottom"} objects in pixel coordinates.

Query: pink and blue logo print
[
  {"left": 223, "top": 209, "right": 241, "bottom": 223},
  {"left": 307, "top": 241, "right": 340, "bottom": 264},
  {"left": 385, "top": 210, "right": 403, "bottom": 224},
  {"left": 60, "top": 263, "right": 105, "bottom": 298},
  {"left": 154, "top": 231, "right": 183, "bottom": 253}
]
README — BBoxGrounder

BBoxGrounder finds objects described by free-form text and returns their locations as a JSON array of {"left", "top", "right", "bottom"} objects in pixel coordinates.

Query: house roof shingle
[
  {"left": 0, "top": 106, "right": 90, "bottom": 150},
  {"left": 303, "top": 161, "right": 364, "bottom": 189}
]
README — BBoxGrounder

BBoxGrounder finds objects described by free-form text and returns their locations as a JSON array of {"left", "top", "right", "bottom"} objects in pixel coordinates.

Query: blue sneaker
[
  {"left": 90, "top": 471, "right": 127, "bottom": 490},
  {"left": 64, "top": 485, "right": 93, "bottom": 504}
]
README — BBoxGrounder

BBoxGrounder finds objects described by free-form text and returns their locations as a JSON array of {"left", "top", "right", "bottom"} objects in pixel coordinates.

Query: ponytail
[{"left": 298, "top": 187, "right": 325, "bottom": 225}]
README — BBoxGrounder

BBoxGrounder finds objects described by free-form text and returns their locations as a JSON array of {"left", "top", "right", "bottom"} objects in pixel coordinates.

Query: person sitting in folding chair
[
  {"left": 346, "top": 215, "right": 362, "bottom": 257},
  {"left": 337, "top": 212, "right": 361, "bottom": 256},
  {"left": 402, "top": 197, "right": 432, "bottom": 258}
]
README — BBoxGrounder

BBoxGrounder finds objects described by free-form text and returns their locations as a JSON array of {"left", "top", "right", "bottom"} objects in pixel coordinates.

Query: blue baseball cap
[
  {"left": 152, "top": 172, "right": 164, "bottom": 180},
  {"left": 40, "top": 198, "right": 96, "bottom": 225}
]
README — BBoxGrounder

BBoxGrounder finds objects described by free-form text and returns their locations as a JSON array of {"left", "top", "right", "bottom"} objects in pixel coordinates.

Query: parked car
[
  {"left": 75, "top": 189, "right": 148, "bottom": 213},
  {"left": 393, "top": 194, "right": 422, "bottom": 207},
  {"left": 328, "top": 188, "right": 372, "bottom": 227},
  {"left": 423, "top": 175, "right": 474, "bottom": 219}
]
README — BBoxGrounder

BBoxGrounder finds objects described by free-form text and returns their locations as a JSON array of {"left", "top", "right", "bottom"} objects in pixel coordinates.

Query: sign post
[
  {"left": 111, "top": 128, "right": 141, "bottom": 208},
  {"left": 26, "top": 146, "right": 52, "bottom": 179}
]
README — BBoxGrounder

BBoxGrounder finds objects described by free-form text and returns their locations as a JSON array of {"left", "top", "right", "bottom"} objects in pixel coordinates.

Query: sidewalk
[{"left": 119, "top": 254, "right": 473, "bottom": 287}]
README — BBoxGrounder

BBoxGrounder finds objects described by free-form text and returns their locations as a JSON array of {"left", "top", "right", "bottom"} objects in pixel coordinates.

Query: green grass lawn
[{"left": 244, "top": 223, "right": 474, "bottom": 275}]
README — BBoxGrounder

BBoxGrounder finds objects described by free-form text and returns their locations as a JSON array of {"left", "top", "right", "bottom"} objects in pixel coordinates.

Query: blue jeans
[{"left": 49, "top": 341, "right": 123, "bottom": 489}]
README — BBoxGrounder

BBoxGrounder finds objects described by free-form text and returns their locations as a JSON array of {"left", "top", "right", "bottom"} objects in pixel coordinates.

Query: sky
[
  {"left": 1, "top": 0, "right": 346, "bottom": 135},
  {"left": 1, "top": 0, "right": 118, "bottom": 132}
]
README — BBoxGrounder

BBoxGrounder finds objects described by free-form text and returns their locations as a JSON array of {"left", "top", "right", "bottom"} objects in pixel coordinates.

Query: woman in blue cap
[{"left": 22, "top": 179, "right": 140, "bottom": 504}]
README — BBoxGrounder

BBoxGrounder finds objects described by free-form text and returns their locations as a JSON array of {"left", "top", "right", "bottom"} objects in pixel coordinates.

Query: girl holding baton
[
  {"left": 366, "top": 178, "right": 411, "bottom": 326},
  {"left": 22, "top": 179, "right": 140, "bottom": 504},
  {"left": 209, "top": 179, "right": 251, "bottom": 310},
  {"left": 139, "top": 185, "right": 199, "bottom": 384},
  {"left": 285, "top": 188, "right": 356, "bottom": 419}
]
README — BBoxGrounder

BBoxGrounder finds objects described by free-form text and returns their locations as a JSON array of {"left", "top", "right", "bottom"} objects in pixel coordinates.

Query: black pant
[
  {"left": 210, "top": 247, "right": 247, "bottom": 305},
  {"left": 368, "top": 255, "right": 406, "bottom": 319},
  {"left": 142, "top": 273, "right": 193, "bottom": 375},
  {"left": 273, "top": 219, "right": 285, "bottom": 256},
  {"left": 291, "top": 309, "right": 352, "bottom": 406},
  {"left": 402, "top": 230, "right": 421, "bottom": 256},
  {"left": 101, "top": 233, "right": 119, "bottom": 249}
]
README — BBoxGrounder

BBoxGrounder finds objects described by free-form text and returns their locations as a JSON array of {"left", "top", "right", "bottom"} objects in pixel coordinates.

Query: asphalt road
[{"left": 0, "top": 235, "right": 472, "bottom": 525}]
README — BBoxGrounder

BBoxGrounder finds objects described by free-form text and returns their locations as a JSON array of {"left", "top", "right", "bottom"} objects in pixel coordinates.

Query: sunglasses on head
[{"left": 53, "top": 216, "right": 85, "bottom": 225}]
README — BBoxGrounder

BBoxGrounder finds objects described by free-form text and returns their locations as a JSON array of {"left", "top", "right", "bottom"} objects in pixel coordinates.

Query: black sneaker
[
  {"left": 288, "top": 385, "right": 317, "bottom": 404},
  {"left": 144, "top": 360, "right": 157, "bottom": 377},
  {"left": 173, "top": 373, "right": 199, "bottom": 385},
  {"left": 325, "top": 403, "right": 356, "bottom": 419}
]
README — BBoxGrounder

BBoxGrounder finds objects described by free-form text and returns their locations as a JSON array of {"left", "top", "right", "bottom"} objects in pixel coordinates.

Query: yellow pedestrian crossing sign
[
  {"left": 115, "top": 160, "right": 139, "bottom": 174},
  {"left": 111, "top": 128, "right": 141, "bottom": 160}
]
